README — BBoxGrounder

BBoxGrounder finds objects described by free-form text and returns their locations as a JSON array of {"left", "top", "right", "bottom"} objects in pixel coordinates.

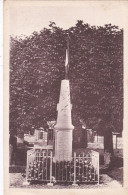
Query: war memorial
[
  {"left": 20, "top": 49, "right": 99, "bottom": 186},
  {"left": 9, "top": 21, "right": 123, "bottom": 188}
]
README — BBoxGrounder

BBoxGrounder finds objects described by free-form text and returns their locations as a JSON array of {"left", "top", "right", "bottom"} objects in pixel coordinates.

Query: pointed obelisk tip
[{"left": 65, "top": 49, "right": 69, "bottom": 80}]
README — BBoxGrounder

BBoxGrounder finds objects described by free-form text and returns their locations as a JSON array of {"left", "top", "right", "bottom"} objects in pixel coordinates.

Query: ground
[
  {"left": 107, "top": 167, "right": 123, "bottom": 185},
  {"left": 10, "top": 173, "right": 122, "bottom": 189}
]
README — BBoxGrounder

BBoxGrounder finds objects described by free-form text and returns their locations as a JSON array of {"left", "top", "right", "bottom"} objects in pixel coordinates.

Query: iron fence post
[
  {"left": 47, "top": 151, "right": 53, "bottom": 186},
  {"left": 72, "top": 152, "right": 78, "bottom": 186},
  {"left": 97, "top": 152, "right": 100, "bottom": 185},
  {"left": 23, "top": 150, "right": 30, "bottom": 186}
]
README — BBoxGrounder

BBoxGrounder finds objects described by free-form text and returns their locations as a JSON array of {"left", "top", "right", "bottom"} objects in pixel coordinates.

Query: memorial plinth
[{"left": 54, "top": 79, "right": 74, "bottom": 161}]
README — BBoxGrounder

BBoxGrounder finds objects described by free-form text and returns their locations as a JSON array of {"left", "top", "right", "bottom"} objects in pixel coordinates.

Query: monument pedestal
[{"left": 54, "top": 129, "right": 73, "bottom": 161}]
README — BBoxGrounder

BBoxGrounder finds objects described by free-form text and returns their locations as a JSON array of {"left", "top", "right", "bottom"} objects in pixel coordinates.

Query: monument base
[{"left": 54, "top": 129, "right": 73, "bottom": 162}]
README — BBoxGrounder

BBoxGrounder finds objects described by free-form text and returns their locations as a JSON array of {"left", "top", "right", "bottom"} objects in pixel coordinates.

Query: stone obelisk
[{"left": 54, "top": 49, "right": 74, "bottom": 161}]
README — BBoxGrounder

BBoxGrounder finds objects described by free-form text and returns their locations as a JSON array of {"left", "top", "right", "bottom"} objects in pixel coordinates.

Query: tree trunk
[{"left": 104, "top": 123, "right": 113, "bottom": 155}]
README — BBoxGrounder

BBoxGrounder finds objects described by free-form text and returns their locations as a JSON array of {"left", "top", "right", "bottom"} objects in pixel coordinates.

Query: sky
[{"left": 9, "top": 1, "right": 127, "bottom": 37}]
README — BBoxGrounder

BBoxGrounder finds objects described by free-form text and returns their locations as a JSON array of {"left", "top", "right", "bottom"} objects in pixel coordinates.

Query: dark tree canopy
[{"left": 10, "top": 21, "right": 123, "bottom": 135}]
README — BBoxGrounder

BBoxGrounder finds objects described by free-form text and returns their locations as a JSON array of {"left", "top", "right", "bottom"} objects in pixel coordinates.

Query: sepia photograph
[{"left": 4, "top": 1, "right": 128, "bottom": 194}]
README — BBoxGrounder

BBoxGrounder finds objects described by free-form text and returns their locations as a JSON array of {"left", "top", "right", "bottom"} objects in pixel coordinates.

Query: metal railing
[{"left": 25, "top": 149, "right": 99, "bottom": 185}]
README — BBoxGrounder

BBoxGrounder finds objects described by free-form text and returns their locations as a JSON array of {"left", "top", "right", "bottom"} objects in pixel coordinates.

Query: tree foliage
[{"left": 10, "top": 21, "right": 123, "bottom": 135}]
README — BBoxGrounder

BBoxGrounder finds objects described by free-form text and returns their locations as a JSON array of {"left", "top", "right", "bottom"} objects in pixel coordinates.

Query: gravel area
[{"left": 10, "top": 173, "right": 122, "bottom": 189}]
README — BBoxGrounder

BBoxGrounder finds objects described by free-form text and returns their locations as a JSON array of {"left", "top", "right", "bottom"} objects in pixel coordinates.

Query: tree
[{"left": 10, "top": 21, "right": 123, "bottom": 135}]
